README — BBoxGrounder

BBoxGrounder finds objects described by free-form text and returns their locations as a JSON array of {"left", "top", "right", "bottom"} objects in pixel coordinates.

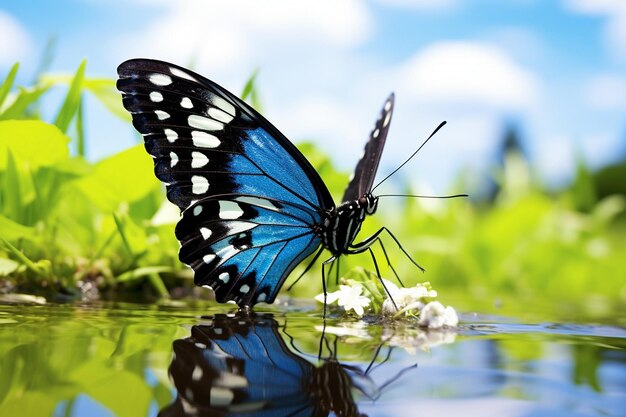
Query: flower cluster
[{"left": 316, "top": 276, "right": 459, "bottom": 329}]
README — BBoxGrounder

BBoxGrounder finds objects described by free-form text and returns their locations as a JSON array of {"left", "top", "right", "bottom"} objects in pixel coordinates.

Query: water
[{"left": 0, "top": 302, "right": 624, "bottom": 417}]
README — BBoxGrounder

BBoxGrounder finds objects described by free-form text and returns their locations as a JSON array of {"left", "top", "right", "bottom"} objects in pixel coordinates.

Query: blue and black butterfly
[
  {"left": 159, "top": 313, "right": 413, "bottom": 417},
  {"left": 117, "top": 59, "right": 435, "bottom": 307}
]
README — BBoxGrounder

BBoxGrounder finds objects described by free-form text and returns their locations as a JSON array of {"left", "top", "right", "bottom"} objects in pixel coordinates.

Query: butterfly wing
[
  {"left": 161, "top": 314, "right": 318, "bottom": 417},
  {"left": 117, "top": 59, "right": 335, "bottom": 305},
  {"left": 342, "top": 93, "right": 395, "bottom": 202}
]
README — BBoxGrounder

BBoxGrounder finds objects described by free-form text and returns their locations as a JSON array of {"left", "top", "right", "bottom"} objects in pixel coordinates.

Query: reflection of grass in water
[
  {"left": 0, "top": 60, "right": 624, "bottom": 315},
  {"left": 1, "top": 305, "right": 622, "bottom": 416}
]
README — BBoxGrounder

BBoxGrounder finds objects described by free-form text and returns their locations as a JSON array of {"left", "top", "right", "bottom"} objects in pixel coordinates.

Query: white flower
[
  {"left": 381, "top": 279, "right": 437, "bottom": 316},
  {"left": 315, "top": 283, "right": 371, "bottom": 317},
  {"left": 418, "top": 301, "right": 459, "bottom": 329}
]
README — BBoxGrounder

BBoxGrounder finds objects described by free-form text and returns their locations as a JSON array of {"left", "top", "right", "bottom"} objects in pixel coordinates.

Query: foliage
[{"left": 0, "top": 61, "right": 624, "bottom": 317}]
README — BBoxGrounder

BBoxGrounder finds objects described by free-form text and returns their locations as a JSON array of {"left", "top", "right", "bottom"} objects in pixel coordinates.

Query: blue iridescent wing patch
[{"left": 117, "top": 59, "right": 335, "bottom": 305}]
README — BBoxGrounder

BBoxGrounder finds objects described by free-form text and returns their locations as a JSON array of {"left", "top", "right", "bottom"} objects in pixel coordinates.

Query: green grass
[{"left": 0, "top": 61, "right": 624, "bottom": 316}]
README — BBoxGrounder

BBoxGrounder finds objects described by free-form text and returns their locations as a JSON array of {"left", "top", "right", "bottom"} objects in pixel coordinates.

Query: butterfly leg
[
  {"left": 351, "top": 226, "right": 425, "bottom": 272},
  {"left": 377, "top": 238, "right": 404, "bottom": 287},
  {"left": 321, "top": 255, "right": 338, "bottom": 319},
  {"left": 367, "top": 247, "right": 399, "bottom": 311}
]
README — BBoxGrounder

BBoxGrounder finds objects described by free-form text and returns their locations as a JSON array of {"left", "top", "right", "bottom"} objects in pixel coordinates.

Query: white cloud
[
  {"left": 585, "top": 74, "right": 626, "bottom": 110},
  {"left": 534, "top": 135, "right": 575, "bottom": 185},
  {"left": 375, "top": 0, "right": 460, "bottom": 11},
  {"left": 114, "top": 0, "right": 371, "bottom": 74},
  {"left": 278, "top": 96, "right": 364, "bottom": 151},
  {"left": 482, "top": 26, "right": 548, "bottom": 62},
  {"left": 563, "top": 0, "right": 626, "bottom": 59},
  {"left": 0, "top": 11, "right": 32, "bottom": 68},
  {"left": 397, "top": 41, "right": 539, "bottom": 110}
]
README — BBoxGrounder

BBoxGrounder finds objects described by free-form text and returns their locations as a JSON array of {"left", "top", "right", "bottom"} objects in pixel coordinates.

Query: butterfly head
[{"left": 358, "top": 193, "right": 379, "bottom": 215}]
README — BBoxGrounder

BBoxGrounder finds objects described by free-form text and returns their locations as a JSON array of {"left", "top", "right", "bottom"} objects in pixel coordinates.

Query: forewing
[
  {"left": 342, "top": 93, "right": 395, "bottom": 202},
  {"left": 117, "top": 59, "right": 334, "bottom": 211},
  {"left": 117, "top": 59, "right": 334, "bottom": 305}
]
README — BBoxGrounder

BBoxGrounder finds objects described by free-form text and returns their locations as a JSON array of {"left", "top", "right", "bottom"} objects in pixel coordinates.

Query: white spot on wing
[
  {"left": 192, "top": 131, "right": 220, "bottom": 148},
  {"left": 240, "top": 284, "right": 250, "bottom": 294},
  {"left": 193, "top": 205, "right": 203, "bottom": 216},
  {"left": 225, "top": 221, "right": 256, "bottom": 235},
  {"left": 155, "top": 110, "right": 170, "bottom": 120},
  {"left": 219, "top": 201, "right": 244, "bottom": 219},
  {"left": 203, "top": 253, "right": 215, "bottom": 264},
  {"left": 383, "top": 112, "right": 391, "bottom": 127},
  {"left": 180, "top": 97, "right": 193, "bottom": 109},
  {"left": 191, "top": 366, "right": 203, "bottom": 381},
  {"left": 213, "top": 97, "right": 236, "bottom": 115},
  {"left": 191, "top": 151, "right": 209, "bottom": 168},
  {"left": 384, "top": 100, "right": 392, "bottom": 111},
  {"left": 210, "top": 387, "right": 234, "bottom": 406},
  {"left": 170, "top": 67, "right": 198, "bottom": 82},
  {"left": 216, "top": 372, "right": 248, "bottom": 388},
  {"left": 188, "top": 115, "right": 223, "bottom": 131},
  {"left": 169, "top": 152, "right": 178, "bottom": 167},
  {"left": 257, "top": 293, "right": 266, "bottom": 302},
  {"left": 208, "top": 107, "right": 234, "bottom": 123},
  {"left": 373, "top": 128, "right": 380, "bottom": 138},
  {"left": 149, "top": 91, "right": 163, "bottom": 102},
  {"left": 234, "top": 197, "right": 277, "bottom": 211},
  {"left": 200, "top": 227, "right": 212, "bottom": 240},
  {"left": 149, "top": 73, "right": 172, "bottom": 86},
  {"left": 164, "top": 128, "right": 178, "bottom": 142},
  {"left": 218, "top": 272, "right": 230, "bottom": 283},
  {"left": 192, "top": 175, "right": 209, "bottom": 194}
]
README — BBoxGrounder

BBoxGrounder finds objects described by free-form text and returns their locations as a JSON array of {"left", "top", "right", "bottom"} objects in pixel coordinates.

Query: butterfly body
[
  {"left": 319, "top": 194, "right": 378, "bottom": 256},
  {"left": 117, "top": 59, "right": 396, "bottom": 307}
]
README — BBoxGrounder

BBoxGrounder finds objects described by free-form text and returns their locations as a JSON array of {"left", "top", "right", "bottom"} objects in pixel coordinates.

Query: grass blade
[
  {"left": 76, "top": 97, "right": 85, "bottom": 157},
  {"left": 0, "top": 237, "right": 47, "bottom": 277},
  {"left": 0, "top": 85, "right": 50, "bottom": 120},
  {"left": 54, "top": 60, "right": 86, "bottom": 133},
  {"left": 240, "top": 69, "right": 262, "bottom": 112},
  {"left": 0, "top": 63, "right": 19, "bottom": 111}
]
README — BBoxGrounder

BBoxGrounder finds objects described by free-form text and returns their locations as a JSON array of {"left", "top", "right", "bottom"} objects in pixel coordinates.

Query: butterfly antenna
[
  {"left": 378, "top": 193, "right": 468, "bottom": 199},
  {"left": 371, "top": 121, "right": 447, "bottom": 193}
]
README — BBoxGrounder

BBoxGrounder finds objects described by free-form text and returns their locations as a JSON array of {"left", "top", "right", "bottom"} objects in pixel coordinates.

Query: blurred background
[
  {"left": 4, "top": 0, "right": 626, "bottom": 189},
  {"left": 0, "top": 1, "right": 624, "bottom": 317}
]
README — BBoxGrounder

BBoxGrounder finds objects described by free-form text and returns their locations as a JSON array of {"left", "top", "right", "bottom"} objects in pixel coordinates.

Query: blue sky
[{"left": 1, "top": 0, "right": 625, "bottom": 192}]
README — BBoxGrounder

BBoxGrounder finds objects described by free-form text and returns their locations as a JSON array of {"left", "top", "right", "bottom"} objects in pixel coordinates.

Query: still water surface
[{"left": 0, "top": 302, "right": 624, "bottom": 417}]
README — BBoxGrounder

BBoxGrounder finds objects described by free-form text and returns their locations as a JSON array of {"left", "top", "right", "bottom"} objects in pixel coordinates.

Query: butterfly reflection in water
[
  {"left": 117, "top": 59, "right": 451, "bottom": 307},
  {"left": 158, "top": 313, "right": 414, "bottom": 417}
]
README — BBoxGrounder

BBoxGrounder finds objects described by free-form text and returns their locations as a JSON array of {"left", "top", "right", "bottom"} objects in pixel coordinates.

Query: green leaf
[
  {"left": 2, "top": 151, "right": 25, "bottom": 220},
  {"left": 0, "top": 214, "right": 35, "bottom": 241},
  {"left": 0, "top": 85, "right": 50, "bottom": 120},
  {"left": 0, "top": 258, "right": 19, "bottom": 276},
  {"left": 54, "top": 60, "right": 87, "bottom": 133},
  {"left": 0, "top": 63, "right": 19, "bottom": 111},
  {"left": 0, "top": 120, "right": 70, "bottom": 170},
  {"left": 83, "top": 77, "right": 130, "bottom": 120},
  {"left": 116, "top": 266, "right": 173, "bottom": 283},
  {"left": 73, "top": 144, "right": 159, "bottom": 211}
]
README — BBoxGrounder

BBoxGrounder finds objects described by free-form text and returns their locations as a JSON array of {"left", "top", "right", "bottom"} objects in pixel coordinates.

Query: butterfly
[
  {"left": 159, "top": 313, "right": 412, "bottom": 417},
  {"left": 117, "top": 59, "right": 428, "bottom": 307}
]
